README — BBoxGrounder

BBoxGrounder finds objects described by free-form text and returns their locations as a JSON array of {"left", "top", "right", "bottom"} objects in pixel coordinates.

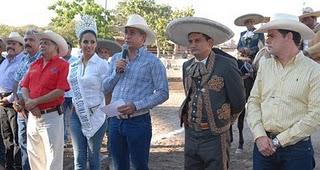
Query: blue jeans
[
  {"left": 253, "top": 138, "right": 315, "bottom": 170},
  {"left": 17, "top": 112, "right": 30, "bottom": 170},
  {"left": 70, "top": 110, "right": 107, "bottom": 170},
  {"left": 109, "top": 113, "right": 152, "bottom": 170},
  {"left": 63, "top": 97, "right": 73, "bottom": 144}
]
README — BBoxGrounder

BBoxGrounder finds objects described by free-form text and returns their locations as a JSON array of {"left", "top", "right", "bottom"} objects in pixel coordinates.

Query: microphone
[
  {"left": 118, "top": 43, "right": 128, "bottom": 73},
  {"left": 122, "top": 43, "right": 128, "bottom": 59}
]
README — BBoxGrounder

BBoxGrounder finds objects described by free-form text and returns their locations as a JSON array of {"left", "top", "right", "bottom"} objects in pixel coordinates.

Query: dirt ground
[{"left": 63, "top": 71, "right": 320, "bottom": 170}]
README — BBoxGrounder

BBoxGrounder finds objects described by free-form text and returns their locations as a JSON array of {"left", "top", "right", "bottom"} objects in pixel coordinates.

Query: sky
[{"left": 0, "top": 0, "right": 319, "bottom": 41}]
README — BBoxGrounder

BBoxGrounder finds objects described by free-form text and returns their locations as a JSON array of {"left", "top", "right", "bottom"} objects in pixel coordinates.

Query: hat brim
[
  {"left": 4, "top": 37, "right": 25, "bottom": 46},
  {"left": 234, "top": 14, "right": 265, "bottom": 26},
  {"left": 119, "top": 24, "right": 156, "bottom": 45},
  {"left": 254, "top": 20, "right": 315, "bottom": 40},
  {"left": 97, "top": 39, "right": 122, "bottom": 55},
  {"left": 36, "top": 32, "right": 68, "bottom": 57},
  {"left": 299, "top": 11, "right": 320, "bottom": 19},
  {"left": 166, "top": 17, "right": 234, "bottom": 46}
]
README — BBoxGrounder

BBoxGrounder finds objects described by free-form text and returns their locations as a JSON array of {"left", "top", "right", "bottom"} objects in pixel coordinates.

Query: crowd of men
[{"left": 0, "top": 6, "right": 320, "bottom": 170}]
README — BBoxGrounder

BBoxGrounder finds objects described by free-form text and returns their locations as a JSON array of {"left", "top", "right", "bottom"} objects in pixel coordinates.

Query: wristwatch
[{"left": 272, "top": 137, "right": 281, "bottom": 149}]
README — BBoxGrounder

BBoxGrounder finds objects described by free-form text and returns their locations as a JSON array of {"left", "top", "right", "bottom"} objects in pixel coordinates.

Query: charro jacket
[{"left": 180, "top": 50, "right": 246, "bottom": 134}]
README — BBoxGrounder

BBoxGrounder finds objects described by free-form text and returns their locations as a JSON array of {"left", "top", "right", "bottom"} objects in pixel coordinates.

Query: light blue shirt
[
  {"left": 14, "top": 51, "right": 41, "bottom": 97},
  {"left": 103, "top": 46, "right": 169, "bottom": 111},
  {"left": 0, "top": 52, "right": 24, "bottom": 102}
]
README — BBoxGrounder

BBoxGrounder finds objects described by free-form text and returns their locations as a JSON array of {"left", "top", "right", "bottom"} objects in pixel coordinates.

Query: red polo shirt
[{"left": 21, "top": 56, "right": 70, "bottom": 110}]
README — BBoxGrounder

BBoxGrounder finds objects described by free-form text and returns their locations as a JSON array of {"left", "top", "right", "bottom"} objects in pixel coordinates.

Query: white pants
[{"left": 27, "top": 111, "right": 64, "bottom": 170}]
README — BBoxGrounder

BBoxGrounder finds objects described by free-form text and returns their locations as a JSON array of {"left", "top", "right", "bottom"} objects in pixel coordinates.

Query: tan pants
[{"left": 27, "top": 111, "right": 64, "bottom": 170}]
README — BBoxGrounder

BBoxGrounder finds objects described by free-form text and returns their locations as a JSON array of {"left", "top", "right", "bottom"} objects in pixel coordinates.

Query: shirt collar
[{"left": 194, "top": 57, "right": 208, "bottom": 65}]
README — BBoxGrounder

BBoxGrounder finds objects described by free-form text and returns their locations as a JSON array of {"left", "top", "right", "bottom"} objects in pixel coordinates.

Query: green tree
[
  {"left": 48, "top": 0, "right": 114, "bottom": 46},
  {"left": 113, "top": 0, "right": 194, "bottom": 56},
  {"left": 0, "top": 24, "right": 44, "bottom": 38}
]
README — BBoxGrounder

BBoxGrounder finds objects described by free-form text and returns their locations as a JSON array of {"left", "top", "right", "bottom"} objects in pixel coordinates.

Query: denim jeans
[
  {"left": 0, "top": 123, "right": 5, "bottom": 167},
  {"left": 63, "top": 97, "right": 73, "bottom": 144},
  {"left": 17, "top": 112, "right": 30, "bottom": 170},
  {"left": 253, "top": 138, "right": 315, "bottom": 170},
  {"left": 109, "top": 113, "right": 152, "bottom": 170},
  {"left": 0, "top": 105, "right": 21, "bottom": 170},
  {"left": 70, "top": 110, "right": 107, "bottom": 170}
]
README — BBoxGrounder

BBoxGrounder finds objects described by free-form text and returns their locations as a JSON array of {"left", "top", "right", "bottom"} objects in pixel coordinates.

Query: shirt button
[
  {"left": 195, "top": 95, "right": 198, "bottom": 98},
  {"left": 193, "top": 103, "right": 196, "bottom": 106}
]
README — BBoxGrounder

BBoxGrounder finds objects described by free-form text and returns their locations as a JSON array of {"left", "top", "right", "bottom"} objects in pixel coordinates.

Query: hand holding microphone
[{"left": 116, "top": 43, "right": 128, "bottom": 73}]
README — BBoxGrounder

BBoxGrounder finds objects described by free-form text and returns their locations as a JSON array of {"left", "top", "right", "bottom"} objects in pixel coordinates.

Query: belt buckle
[
  {"left": 200, "top": 123, "right": 209, "bottom": 130},
  {"left": 118, "top": 114, "right": 130, "bottom": 119}
]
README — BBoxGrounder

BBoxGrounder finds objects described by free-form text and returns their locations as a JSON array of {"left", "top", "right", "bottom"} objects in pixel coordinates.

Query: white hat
[
  {"left": 166, "top": 16, "right": 234, "bottom": 46},
  {"left": 4, "top": 32, "right": 25, "bottom": 46},
  {"left": 299, "top": 7, "right": 320, "bottom": 19},
  {"left": 97, "top": 39, "right": 122, "bottom": 55},
  {"left": 36, "top": 30, "right": 68, "bottom": 57},
  {"left": 255, "top": 13, "right": 315, "bottom": 40},
  {"left": 75, "top": 15, "right": 98, "bottom": 39},
  {"left": 234, "top": 13, "right": 265, "bottom": 26},
  {"left": 119, "top": 14, "right": 156, "bottom": 45}
]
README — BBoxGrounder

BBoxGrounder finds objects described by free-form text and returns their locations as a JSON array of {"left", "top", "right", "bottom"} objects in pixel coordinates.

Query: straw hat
[
  {"left": 255, "top": 13, "right": 315, "bottom": 40},
  {"left": 97, "top": 39, "right": 122, "bottom": 55},
  {"left": 234, "top": 14, "right": 265, "bottom": 26},
  {"left": 36, "top": 30, "right": 68, "bottom": 57},
  {"left": 119, "top": 14, "right": 156, "bottom": 45},
  {"left": 4, "top": 32, "right": 25, "bottom": 46},
  {"left": 299, "top": 7, "right": 320, "bottom": 19},
  {"left": 166, "top": 16, "right": 234, "bottom": 46}
]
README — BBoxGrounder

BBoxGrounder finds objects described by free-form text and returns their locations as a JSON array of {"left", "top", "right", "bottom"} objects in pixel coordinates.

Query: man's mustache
[
  {"left": 25, "top": 44, "right": 32, "bottom": 48},
  {"left": 7, "top": 47, "right": 15, "bottom": 52}
]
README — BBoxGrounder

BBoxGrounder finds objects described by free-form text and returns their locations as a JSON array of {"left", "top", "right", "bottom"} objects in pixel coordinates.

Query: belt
[
  {"left": 40, "top": 106, "right": 62, "bottom": 115},
  {"left": 117, "top": 110, "right": 149, "bottom": 120}
]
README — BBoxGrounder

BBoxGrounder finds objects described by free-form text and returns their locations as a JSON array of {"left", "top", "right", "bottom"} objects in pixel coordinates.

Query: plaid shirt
[
  {"left": 14, "top": 51, "right": 41, "bottom": 97},
  {"left": 103, "top": 46, "right": 169, "bottom": 111}
]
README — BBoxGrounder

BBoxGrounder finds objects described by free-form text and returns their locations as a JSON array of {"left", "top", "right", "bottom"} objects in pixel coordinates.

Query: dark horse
[
  {"left": 230, "top": 58, "right": 255, "bottom": 152},
  {"left": 212, "top": 48, "right": 254, "bottom": 153}
]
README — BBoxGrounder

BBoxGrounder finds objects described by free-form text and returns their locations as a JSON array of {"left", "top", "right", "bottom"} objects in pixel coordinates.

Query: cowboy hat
[
  {"left": 299, "top": 7, "right": 320, "bottom": 19},
  {"left": 234, "top": 13, "right": 265, "bottom": 26},
  {"left": 119, "top": 14, "right": 156, "bottom": 45},
  {"left": 4, "top": 32, "right": 24, "bottom": 46},
  {"left": 166, "top": 16, "right": 234, "bottom": 46},
  {"left": 255, "top": 13, "right": 315, "bottom": 40},
  {"left": 36, "top": 30, "right": 68, "bottom": 57},
  {"left": 97, "top": 39, "right": 122, "bottom": 55}
]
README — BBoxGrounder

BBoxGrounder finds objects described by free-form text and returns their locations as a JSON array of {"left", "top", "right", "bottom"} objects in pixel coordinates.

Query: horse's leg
[
  {"left": 229, "top": 125, "right": 233, "bottom": 144},
  {"left": 237, "top": 109, "right": 245, "bottom": 149}
]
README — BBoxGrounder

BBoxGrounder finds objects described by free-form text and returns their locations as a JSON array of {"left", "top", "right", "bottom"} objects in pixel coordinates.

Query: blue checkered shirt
[{"left": 103, "top": 46, "right": 169, "bottom": 111}]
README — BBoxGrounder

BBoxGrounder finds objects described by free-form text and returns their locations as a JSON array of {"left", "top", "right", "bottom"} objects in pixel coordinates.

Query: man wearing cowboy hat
[
  {"left": 21, "top": 30, "right": 70, "bottom": 170},
  {"left": 0, "top": 38, "right": 6, "bottom": 64},
  {"left": 11, "top": 29, "right": 42, "bottom": 170},
  {"left": 232, "top": 13, "right": 266, "bottom": 154},
  {"left": 103, "top": 14, "right": 169, "bottom": 170},
  {"left": 247, "top": 13, "right": 319, "bottom": 170},
  {"left": 235, "top": 13, "right": 265, "bottom": 60},
  {"left": 96, "top": 38, "right": 121, "bottom": 62},
  {"left": 166, "top": 16, "right": 246, "bottom": 170},
  {"left": 300, "top": 7, "right": 320, "bottom": 63},
  {"left": 0, "top": 32, "right": 25, "bottom": 170}
]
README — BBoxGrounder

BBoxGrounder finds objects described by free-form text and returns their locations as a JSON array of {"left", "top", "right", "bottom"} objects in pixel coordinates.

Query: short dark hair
[
  {"left": 187, "top": 32, "right": 212, "bottom": 41},
  {"left": 278, "top": 29, "right": 301, "bottom": 47},
  {"left": 79, "top": 30, "right": 97, "bottom": 42}
]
